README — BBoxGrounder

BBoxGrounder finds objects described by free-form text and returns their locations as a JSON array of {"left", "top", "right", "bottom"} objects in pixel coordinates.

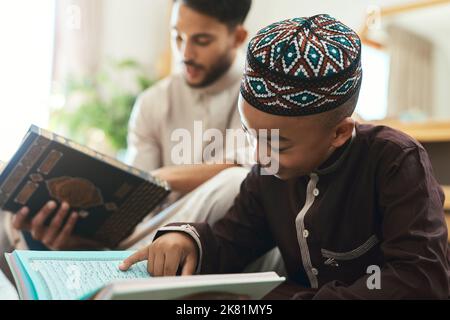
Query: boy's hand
[
  {"left": 119, "top": 232, "right": 198, "bottom": 276},
  {"left": 12, "top": 201, "right": 102, "bottom": 250}
]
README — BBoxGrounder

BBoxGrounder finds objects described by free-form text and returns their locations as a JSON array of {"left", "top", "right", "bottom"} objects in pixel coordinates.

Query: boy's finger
[
  {"left": 181, "top": 253, "right": 197, "bottom": 276},
  {"left": 152, "top": 252, "right": 166, "bottom": 277},
  {"left": 147, "top": 248, "right": 155, "bottom": 276},
  {"left": 120, "top": 248, "right": 149, "bottom": 271},
  {"left": 163, "top": 251, "right": 181, "bottom": 276},
  {"left": 12, "top": 207, "right": 30, "bottom": 230}
]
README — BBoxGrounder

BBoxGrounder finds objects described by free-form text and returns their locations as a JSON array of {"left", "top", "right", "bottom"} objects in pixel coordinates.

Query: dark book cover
[{"left": 0, "top": 125, "right": 171, "bottom": 248}]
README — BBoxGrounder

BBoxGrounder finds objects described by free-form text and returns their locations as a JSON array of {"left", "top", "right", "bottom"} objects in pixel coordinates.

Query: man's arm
[
  {"left": 127, "top": 89, "right": 241, "bottom": 195},
  {"left": 126, "top": 92, "right": 163, "bottom": 172},
  {"left": 152, "top": 164, "right": 238, "bottom": 195}
]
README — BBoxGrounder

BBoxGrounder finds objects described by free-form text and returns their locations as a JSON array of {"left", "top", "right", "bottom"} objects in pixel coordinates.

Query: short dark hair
[
  {"left": 174, "top": 0, "right": 252, "bottom": 28},
  {"left": 321, "top": 89, "right": 360, "bottom": 128}
]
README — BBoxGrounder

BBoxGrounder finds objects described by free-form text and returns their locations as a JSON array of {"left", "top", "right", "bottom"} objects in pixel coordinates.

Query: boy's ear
[
  {"left": 233, "top": 25, "right": 248, "bottom": 48},
  {"left": 331, "top": 118, "right": 355, "bottom": 148}
]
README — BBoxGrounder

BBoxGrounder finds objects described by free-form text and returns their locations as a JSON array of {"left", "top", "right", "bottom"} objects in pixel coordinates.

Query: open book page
[
  {"left": 8, "top": 250, "right": 285, "bottom": 300},
  {"left": 15, "top": 250, "right": 149, "bottom": 300}
]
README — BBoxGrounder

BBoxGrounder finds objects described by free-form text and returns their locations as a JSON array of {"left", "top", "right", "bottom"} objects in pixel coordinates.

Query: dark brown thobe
[{"left": 156, "top": 123, "right": 450, "bottom": 299}]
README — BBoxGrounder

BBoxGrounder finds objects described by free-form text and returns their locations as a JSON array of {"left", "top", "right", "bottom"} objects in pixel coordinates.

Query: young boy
[{"left": 120, "top": 14, "right": 449, "bottom": 299}]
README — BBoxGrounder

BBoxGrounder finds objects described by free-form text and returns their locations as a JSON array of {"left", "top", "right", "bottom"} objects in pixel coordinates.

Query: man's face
[
  {"left": 238, "top": 96, "right": 337, "bottom": 180},
  {"left": 171, "top": 3, "right": 239, "bottom": 88}
]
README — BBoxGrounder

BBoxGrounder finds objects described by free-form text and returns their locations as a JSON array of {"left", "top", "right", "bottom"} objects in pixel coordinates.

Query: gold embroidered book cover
[{"left": 0, "top": 125, "right": 171, "bottom": 248}]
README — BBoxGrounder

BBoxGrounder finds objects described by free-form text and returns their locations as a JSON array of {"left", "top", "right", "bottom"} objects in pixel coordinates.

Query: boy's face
[
  {"left": 171, "top": 2, "right": 244, "bottom": 88},
  {"left": 238, "top": 95, "right": 338, "bottom": 180}
]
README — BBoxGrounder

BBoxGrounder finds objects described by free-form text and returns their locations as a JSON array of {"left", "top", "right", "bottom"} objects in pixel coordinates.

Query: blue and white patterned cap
[{"left": 240, "top": 14, "right": 362, "bottom": 116}]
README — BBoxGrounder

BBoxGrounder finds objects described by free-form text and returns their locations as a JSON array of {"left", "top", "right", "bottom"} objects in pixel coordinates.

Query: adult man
[
  {"left": 121, "top": 15, "right": 449, "bottom": 299},
  {"left": 126, "top": 0, "right": 253, "bottom": 193},
  {"left": 1, "top": 0, "right": 257, "bottom": 256}
]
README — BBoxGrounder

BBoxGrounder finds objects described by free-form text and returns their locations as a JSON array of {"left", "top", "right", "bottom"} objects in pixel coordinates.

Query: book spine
[{"left": 0, "top": 130, "right": 51, "bottom": 207}]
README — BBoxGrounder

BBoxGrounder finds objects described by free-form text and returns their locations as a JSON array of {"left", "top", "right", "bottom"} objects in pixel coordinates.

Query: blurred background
[{"left": 0, "top": 0, "right": 449, "bottom": 169}]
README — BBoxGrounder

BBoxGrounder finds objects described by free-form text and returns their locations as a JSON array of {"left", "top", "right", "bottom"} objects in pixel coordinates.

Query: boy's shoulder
[{"left": 355, "top": 122, "right": 423, "bottom": 152}]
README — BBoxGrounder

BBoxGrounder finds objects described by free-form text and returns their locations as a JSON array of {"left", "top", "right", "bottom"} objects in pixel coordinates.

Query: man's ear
[
  {"left": 232, "top": 25, "right": 248, "bottom": 48},
  {"left": 331, "top": 118, "right": 355, "bottom": 148}
]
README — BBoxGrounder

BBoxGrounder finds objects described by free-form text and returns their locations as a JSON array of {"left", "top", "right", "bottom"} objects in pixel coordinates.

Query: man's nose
[{"left": 181, "top": 40, "right": 196, "bottom": 61}]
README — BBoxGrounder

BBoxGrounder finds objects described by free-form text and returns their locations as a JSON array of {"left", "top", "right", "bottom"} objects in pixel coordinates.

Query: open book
[
  {"left": 0, "top": 125, "right": 170, "bottom": 248},
  {"left": 5, "top": 250, "right": 285, "bottom": 300}
]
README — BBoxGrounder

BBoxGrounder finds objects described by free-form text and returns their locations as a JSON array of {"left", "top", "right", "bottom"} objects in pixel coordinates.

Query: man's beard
[{"left": 183, "top": 52, "right": 234, "bottom": 88}]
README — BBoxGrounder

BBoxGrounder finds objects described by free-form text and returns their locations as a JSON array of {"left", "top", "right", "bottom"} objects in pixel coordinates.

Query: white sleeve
[{"left": 125, "top": 88, "right": 163, "bottom": 172}]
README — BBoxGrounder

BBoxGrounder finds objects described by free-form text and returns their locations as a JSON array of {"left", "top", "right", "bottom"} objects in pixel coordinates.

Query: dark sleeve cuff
[{"left": 153, "top": 222, "right": 205, "bottom": 274}]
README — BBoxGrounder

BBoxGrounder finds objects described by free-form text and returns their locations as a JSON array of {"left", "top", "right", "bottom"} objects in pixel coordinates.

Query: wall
[
  {"left": 432, "top": 37, "right": 450, "bottom": 120},
  {"left": 100, "top": 0, "right": 171, "bottom": 78},
  {"left": 97, "top": 0, "right": 413, "bottom": 79}
]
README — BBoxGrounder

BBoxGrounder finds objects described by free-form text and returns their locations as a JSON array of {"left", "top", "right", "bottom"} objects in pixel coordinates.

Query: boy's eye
[
  {"left": 272, "top": 146, "right": 289, "bottom": 153},
  {"left": 270, "top": 141, "right": 291, "bottom": 153}
]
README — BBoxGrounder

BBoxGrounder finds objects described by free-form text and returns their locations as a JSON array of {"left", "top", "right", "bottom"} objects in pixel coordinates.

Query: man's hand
[
  {"left": 119, "top": 232, "right": 198, "bottom": 276},
  {"left": 12, "top": 201, "right": 102, "bottom": 250}
]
